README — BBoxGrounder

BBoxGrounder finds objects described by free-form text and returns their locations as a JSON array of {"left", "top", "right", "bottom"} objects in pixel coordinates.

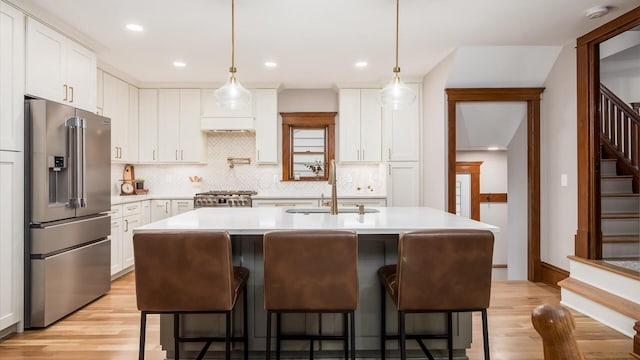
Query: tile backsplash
[{"left": 111, "top": 132, "right": 386, "bottom": 197}]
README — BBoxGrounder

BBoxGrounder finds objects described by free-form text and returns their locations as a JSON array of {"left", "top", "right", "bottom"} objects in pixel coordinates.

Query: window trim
[{"left": 281, "top": 112, "right": 336, "bottom": 181}]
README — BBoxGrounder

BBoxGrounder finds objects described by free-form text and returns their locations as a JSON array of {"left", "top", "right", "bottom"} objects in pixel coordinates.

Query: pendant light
[
  {"left": 215, "top": 0, "right": 251, "bottom": 109},
  {"left": 379, "top": 0, "right": 416, "bottom": 110}
]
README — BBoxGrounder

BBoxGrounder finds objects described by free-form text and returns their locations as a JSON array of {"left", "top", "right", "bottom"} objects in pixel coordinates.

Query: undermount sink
[{"left": 285, "top": 208, "right": 380, "bottom": 214}]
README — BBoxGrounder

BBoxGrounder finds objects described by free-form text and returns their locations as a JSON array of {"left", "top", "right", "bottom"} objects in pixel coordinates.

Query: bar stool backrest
[
  {"left": 133, "top": 230, "right": 235, "bottom": 312},
  {"left": 396, "top": 229, "right": 494, "bottom": 311},
  {"left": 263, "top": 230, "right": 358, "bottom": 311}
]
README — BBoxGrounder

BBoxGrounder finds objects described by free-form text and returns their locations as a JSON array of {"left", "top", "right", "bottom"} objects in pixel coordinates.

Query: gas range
[{"left": 193, "top": 190, "right": 257, "bottom": 208}]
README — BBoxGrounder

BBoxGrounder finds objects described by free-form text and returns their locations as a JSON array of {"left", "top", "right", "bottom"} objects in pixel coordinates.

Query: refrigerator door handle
[
  {"left": 80, "top": 118, "right": 87, "bottom": 207},
  {"left": 65, "top": 117, "right": 86, "bottom": 208}
]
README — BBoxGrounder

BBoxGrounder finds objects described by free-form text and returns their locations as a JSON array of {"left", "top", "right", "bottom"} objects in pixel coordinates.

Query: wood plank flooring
[{"left": 0, "top": 273, "right": 633, "bottom": 359}]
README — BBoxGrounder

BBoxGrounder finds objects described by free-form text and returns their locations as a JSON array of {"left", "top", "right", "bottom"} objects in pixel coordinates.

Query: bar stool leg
[
  {"left": 350, "top": 310, "right": 356, "bottom": 360},
  {"left": 224, "top": 312, "right": 231, "bottom": 360},
  {"left": 243, "top": 287, "right": 249, "bottom": 360},
  {"left": 482, "top": 309, "right": 490, "bottom": 360},
  {"left": 266, "top": 311, "right": 272, "bottom": 360},
  {"left": 398, "top": 311, "right": 406, "bottom": 360},
  {"left": 276, "top": 312, "right": 282, "bottom": 360},
  {"left": 343, "top": 312, "right": 349, "bottom": 360},
  {"left": 139, "top": 311, "right": 147, "bottom": 360},
  {"left": 380, "top": 285, "right": 386, "bottom": 360},
  {"left": 174, "top": 314, "right": 180, "bottom": 360},
  {"left": 447, "top": 312, "right": 453, "bottom": 360}
]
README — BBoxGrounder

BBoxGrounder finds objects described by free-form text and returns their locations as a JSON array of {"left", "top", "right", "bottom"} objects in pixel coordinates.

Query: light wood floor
[{"left": 0, "top": 273, "right": 633, "bottom": 359}]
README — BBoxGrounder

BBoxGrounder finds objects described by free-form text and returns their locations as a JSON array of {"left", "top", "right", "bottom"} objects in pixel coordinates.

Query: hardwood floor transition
[{"left": 0, "top": 273, "right": 633, "bottom": 359}]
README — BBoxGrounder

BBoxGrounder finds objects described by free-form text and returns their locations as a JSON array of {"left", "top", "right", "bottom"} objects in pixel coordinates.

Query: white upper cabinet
[
  {"left": 26, "top": 17, "right": 96, "bottom": 112},
  {"left": 102, "top": 73, "right": 137, "bottom": 162},
  {"left": 155, "top": 89, "right": 204, "bottom": 163},
  {"left": 384, "top": 83, "right": 421, "bottom": 162},
  {"left": 0, "top": 2, "right": 24, "bottom": 152},
  {"left": 201, "top": 89, "right": 254, "bottom": 118},
  {"left": 254, "top": 89, "right": 278, "bottom": 164},
  {"left": 338, "top": 89, "right": 382, "bottom": 162},
  {"left": 138, "top": 89, "right": 158, "bottom": 162}
]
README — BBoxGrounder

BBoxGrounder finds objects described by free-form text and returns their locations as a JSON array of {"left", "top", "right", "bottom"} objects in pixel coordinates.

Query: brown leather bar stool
[
  {"left": 263, "top": 230, "right": 358, "bottom": 360},
  {"left": 133, "top": 230, "right": 249, "bottom": 360},
  {"left": 378, "top": 229, "right": 494, "bottom": 360}
]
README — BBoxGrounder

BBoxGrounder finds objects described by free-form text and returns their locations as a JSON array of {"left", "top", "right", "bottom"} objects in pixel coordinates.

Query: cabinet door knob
[
  {"left": 181, "top": 150, "right": 184, "bottom": 160},
  {"left": 175, "top": 150, "right": 178, "bottom": 160},
  {"left": 69, "top": 86, "right": 74, "bottom": 103},
  {"left": 153, "top": 150, "right": 156, "bottom": 160},
  {"left": 63, "top": 85, "right": 68, "bottom": 101},
  {"left": 124, "top": 219, "right": 129, "bottom": 232}
]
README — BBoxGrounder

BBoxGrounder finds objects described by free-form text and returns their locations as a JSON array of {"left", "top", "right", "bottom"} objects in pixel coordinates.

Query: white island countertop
[{"left": 135, "top": 207, "right": 498, "bottom": 235}]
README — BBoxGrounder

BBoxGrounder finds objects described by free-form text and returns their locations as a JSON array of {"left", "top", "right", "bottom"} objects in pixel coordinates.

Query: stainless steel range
[{"left": 194, "top": 190, "right": 257, "bottom": 208}]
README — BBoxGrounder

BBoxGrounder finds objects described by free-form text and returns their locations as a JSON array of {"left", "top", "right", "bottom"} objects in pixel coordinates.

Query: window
[{"left": 281, "top": 112, "right": 336, "bottom": 181}]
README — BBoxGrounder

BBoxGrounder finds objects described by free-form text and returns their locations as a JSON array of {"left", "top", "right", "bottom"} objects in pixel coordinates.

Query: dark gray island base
[{"left": 158, "top": 234, "right": 474, "bottom": 360}]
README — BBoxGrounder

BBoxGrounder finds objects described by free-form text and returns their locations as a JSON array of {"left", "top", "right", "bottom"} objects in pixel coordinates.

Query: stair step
[
  {"left": 602, "top": 213, "right": 640, "bottom": 219},
  {"left": 603, "top": 235, "right": 640, "bottom": 244},
  {"left": 603, "top": 242, "right": 640, "bottom": 258},
  {"left": 601, "top": 159, "right": 618, "bottom": 176},
  {"left": 601, "top": 194, "right": 640, "bottom": 214},
  {"left": 602, "top": 216, "right": 640, "bottom": 236},
  {"left": 601, "top": 175, "right": 634, "bottom": 194}
]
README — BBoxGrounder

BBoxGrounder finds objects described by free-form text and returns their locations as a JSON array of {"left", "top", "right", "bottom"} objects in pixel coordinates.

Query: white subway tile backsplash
[{"left": 111, "top": 133, "right": 386, "bottom": 197}]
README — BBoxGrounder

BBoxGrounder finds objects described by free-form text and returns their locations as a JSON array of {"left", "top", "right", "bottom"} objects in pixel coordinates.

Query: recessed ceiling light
[
  {"left": 355, "top": 61, "right": 368, "bottom": 68},
  {"left": 264, "top": 61, "right": 277, "bottom": 68},
  {"left": 487, "top": 146, "right": 500, "bottom": 151},
  {"left": 126, "top": 24, "right": 144, "bottom": 32},
  {"left": 173, "top": 61, "right": 186, "bottom": 68}
]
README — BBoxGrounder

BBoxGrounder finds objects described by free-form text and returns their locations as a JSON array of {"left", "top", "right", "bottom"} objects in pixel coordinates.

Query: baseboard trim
[{"left": 541, "top": 261, "right": 569, "bottom": 289}]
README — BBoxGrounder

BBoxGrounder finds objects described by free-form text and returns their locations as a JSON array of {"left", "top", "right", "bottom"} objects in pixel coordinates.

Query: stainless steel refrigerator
[{"left": 25, "top": 98, "right": 111, "bottom": 328}]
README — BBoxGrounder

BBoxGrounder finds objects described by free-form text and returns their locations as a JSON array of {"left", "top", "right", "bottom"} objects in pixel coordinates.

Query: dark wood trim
[
  {"left": 280, "top": 112, "right": 336, "bottom": 182},
  {"left": 446, "top": 88, "right": 544, "bottom": 282},
  {"left": 577, "top": 7, "right": 640, "bottom": 45},
  {"left": 528, "top": 98, "right": 542, "bottom": 281},
  {"left": 456, "top": 161, "right": 482, "bottom": 221},
  {"left": 479, "top": 193, "right": 508, "bottom": 203},
  {"left": 575, "top": 7, "right": 640, "bottom": 260},
  {"left": 541, "top": 262, "right": 570, "bottom": 289}
]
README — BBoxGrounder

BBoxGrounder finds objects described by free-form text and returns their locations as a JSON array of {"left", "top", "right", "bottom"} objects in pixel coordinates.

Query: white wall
[
  {"left": 422, "top": 51, "right": 455, "bottom": 210},
  {"left": 457, "top": 151, "right": 509, "bottom": 278},
  {"left": 507, "top": 119, "right": 528, "bottom": 280},
  {"left": 540, "top": 41, "right": 579, "bottom": 271}
]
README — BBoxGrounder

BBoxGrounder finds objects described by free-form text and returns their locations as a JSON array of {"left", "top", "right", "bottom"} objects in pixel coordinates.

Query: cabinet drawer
[
  {"left": 110, "top": 204, "right": 123, "bottom": 218},
  {"left": 122, "top": 201, "right": 141, "bottom": 216}
]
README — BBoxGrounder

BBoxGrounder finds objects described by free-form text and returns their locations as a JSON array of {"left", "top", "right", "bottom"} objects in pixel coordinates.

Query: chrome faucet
[{"left": 328, "top": 159, "right": 338, "bottom": 215}]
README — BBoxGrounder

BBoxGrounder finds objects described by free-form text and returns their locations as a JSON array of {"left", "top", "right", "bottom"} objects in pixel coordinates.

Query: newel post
[{"left": 531, "top": 303, "right": 585, "bottom": 360}]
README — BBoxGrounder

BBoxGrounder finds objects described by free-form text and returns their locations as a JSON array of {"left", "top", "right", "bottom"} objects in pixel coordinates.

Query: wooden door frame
[
  {"left": 446, "top": 88, "right": 545, "bottom": 281},
  {"left": 575, "top": 7, "right": 640, "bottom": 260},
  {"left": 456, "top": 161, "right": 483, "bottom": 221}
]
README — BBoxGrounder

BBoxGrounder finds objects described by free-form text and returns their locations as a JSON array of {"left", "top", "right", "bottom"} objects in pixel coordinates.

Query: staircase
[
  {"left": 599, "top": 84, "right": 640, "bottom": 260},
  {"left": 601, "top": 158, "right": 640, "bottom": 259}
]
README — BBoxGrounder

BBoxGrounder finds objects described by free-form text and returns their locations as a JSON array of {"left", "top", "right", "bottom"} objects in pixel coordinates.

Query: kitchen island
[{"left": 135, "top": 207, "right": 498, "bottom": 359}]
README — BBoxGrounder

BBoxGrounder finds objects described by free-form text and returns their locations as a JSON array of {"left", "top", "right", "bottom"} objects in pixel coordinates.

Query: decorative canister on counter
[{"left": 135, "top": 176, "right": 145, "bottom": 189}]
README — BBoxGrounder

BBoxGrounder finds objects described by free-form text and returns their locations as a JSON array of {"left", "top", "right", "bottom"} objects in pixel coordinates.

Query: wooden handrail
[
  {"left": 532, "top": 303, "right": 585, "bottom": 360},
  {"left": 600, "top": 84, "right": 640, "bottom": 177}
]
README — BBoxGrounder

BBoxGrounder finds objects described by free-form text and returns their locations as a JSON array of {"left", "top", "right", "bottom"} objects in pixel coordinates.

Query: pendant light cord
[
  {"left": 230, "top": 0, "right": 236, "bottom": 73},
  {"left": 394, "top": 0, "right": 400, "bottom": 74}
]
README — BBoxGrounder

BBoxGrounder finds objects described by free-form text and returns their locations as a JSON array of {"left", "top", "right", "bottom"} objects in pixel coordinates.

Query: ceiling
[{"left": 10, "top": 0, "right": 640, "bottom": 88}]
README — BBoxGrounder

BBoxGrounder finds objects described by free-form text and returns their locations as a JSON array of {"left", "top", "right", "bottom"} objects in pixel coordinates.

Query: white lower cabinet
[
  {"left": 110, "top": 201, "right": 143, "bottom": 278},
  {"left": 171, "top": 199, "right": 194, "bottom": 215},
  {"left": 140, "top": 200, "right": 151, "bottom": 225},
  {"left": 387, "top": 162, "right": 420, "bottom": 206},
  {"left": 150, "top": 199, "right": 171, "bottom": 222},
  {"left": 0, "top": 151, "right": 23, "bottom": 332}
]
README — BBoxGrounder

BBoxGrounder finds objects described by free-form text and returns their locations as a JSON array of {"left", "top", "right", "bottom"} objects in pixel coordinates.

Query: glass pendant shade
[
  {"left": 380, "top": 73, "right": 416, "bottom": 110},
  {"left": 215, "top": 73, "right": 251, "bottom": 110}
]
